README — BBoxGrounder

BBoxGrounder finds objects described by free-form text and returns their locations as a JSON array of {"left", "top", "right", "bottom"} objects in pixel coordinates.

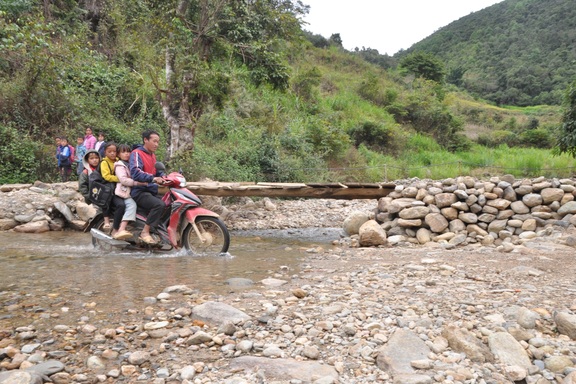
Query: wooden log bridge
[{"left": 184, "top": 181, "right": 397, "bottom": 200}]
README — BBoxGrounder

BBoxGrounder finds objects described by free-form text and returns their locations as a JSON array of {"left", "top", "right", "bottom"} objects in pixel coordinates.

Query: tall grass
[{"left": 350, "top": 140, "right": 575, "bottom": 182}]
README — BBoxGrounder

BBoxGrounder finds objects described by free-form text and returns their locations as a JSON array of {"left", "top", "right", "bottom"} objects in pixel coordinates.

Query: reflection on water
[{"left": 0, "top": 230, "right": 321, "bottom": 316}]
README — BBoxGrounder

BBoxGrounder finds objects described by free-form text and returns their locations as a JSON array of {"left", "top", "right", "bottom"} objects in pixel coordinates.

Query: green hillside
[
  {"left": 399, "top": 0, "right": 576, "bottom": 106},
  {"left": 0, "top": 1, "right": 573, "bottom": 184}
]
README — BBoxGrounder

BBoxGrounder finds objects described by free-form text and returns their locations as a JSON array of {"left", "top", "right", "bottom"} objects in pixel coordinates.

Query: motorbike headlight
[{"left": 177, "top": 176, "right": 186, "bottom": 187}]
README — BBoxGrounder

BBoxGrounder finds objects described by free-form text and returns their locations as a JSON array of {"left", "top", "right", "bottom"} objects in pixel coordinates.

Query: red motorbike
[{"left": 87, "top": 171, "right": 230, "bottom": 255}]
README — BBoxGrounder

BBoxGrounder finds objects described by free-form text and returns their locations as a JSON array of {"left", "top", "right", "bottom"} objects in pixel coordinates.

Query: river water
[{"left": 0, "top": 229, "right": 340, "bottom": 325}]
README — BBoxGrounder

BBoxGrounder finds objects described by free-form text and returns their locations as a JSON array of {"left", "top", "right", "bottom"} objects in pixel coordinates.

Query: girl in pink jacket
[{"left": 113, "top": 144, "right": 147, "bottom": 240}]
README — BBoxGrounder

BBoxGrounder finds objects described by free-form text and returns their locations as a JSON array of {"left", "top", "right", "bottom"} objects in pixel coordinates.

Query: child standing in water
[
  {"left": 99, "top": 142, "right": 126, "bottom": 238},
  {"left": 113, "top": 144, "right": 145, "bottom": 240}
]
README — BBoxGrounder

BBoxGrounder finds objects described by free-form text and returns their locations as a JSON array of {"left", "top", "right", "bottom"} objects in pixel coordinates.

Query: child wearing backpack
[
  {"left": 57, "top": 137, "right": 73, "bottom": 182},
  {"left": 113, "top": 144, "right": 147, "bottom": 241},
  {"left": 99, "top": 142, "right": 127, "bottom": 238}
]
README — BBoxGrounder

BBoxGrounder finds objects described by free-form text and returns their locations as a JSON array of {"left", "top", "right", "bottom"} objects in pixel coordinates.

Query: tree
[
  {"left": 554, "top": 80, "right": 576, "bottom": 157},
  {"left": 399, "top": 52, "right": 445, "bottom": 83},
  {"left": 153, "top": 0, "right": 308, "bottom": 159},
  {"left": 329, "top": 33, "right": 342, "bottom": 48}
]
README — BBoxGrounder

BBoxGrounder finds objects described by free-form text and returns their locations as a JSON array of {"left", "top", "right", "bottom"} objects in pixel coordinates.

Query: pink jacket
[
  {"left": 114, "top": 160, "right": 140, "bottom": 198},
  {"left": 84, "top": 134, "right": 96, "bottom": 150}
]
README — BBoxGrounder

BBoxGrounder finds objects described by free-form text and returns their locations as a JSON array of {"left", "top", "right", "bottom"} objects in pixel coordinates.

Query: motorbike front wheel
[
  {"left": 182, "top": 216, "right": 230, "bottom": 255},
  {"left": 90, "top": 216, "right": 115, "bottom": 251}
]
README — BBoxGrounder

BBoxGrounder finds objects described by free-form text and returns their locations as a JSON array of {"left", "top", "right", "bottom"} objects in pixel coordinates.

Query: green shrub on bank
[{"left": 0, "top": 124, "right": 42, "bottom": 183}]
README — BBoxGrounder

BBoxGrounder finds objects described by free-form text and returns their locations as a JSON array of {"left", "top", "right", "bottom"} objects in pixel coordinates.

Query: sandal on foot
[
  {"left": 139, "top": 235, "right": 158, "bottom": 245},
  {"left": 113, "top": 230, "right": 133, "bottom": 240},
  {"left": 102, "top": 224, "right": 112, "bottom": 234}
]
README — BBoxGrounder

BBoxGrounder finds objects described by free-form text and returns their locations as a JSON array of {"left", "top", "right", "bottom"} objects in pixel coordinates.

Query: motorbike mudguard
[
  {"left": 167, "top": 207, "right": 220, "bottom": 248},
  {"left": 184, "top": 207, "right": 220, "bottom": 223},
  {"left": 84, "top": 212, "right": 104, "bottom": 232}
]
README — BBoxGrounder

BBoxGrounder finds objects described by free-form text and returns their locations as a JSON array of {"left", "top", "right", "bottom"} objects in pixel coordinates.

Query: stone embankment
[{"left": 343, "top": 175, "right": 576, "bottom": 250}]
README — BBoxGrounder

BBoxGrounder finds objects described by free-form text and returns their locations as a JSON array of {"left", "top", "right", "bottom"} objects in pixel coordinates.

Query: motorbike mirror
[{"left": 155, "top": 162, "right": 166, "bottom": 173}]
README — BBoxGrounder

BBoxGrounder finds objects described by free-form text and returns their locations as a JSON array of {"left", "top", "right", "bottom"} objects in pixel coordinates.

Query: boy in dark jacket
[
  {"left": 79, "top": 150, "right": 102, "bottom": 204},
  {"left": 58, "top": 137, "right": 72, "bottom": 182}
]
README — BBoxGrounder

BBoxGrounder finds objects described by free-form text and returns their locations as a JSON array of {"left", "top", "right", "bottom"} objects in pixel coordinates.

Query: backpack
[
  {"left": 68, "top": 145, "right": 75, "bottom": 163},
  {"left": 88, "top": 162, "right": 114, "bottom": 208}
]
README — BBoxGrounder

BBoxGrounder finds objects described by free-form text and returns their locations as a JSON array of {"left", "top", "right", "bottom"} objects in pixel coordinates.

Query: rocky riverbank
[{"left": 2, "top": 178, "right": 576, "bottom": 383}]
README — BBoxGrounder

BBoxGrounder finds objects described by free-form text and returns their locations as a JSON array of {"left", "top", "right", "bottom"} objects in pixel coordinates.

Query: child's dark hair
[
  {"left": 103, "top": 142, "right": 117, "bottom": 151},
  {"left": 117, "top": 144, "right": 131, "bottom": 153}
]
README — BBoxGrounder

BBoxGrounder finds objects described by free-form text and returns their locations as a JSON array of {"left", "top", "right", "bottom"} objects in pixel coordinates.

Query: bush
[
  {"left": 304, "top": 118, "right": 350, "bottom": 159},
  {"left": 291, "top": 67, "right": 321, "bottom": 103},
  {"left": 357, "top": 73, "right": 397, "bottom": 107},
  {"left": 477, "top": 130, "right": 517, "bottom": 147},
  {"left": 349, "top": 121, "right": 393, "bottom": 152},
  {"left": 519, "top": 129, "right": 553, "bottom": 148},
  {"left": 0, "top": 124, "right": 42, "bottom": 183}
]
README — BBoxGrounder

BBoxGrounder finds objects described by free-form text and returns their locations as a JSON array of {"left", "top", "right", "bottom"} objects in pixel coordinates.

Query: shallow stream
[{"left": 0, "top": 228, "right": 342, "bottom": 326}]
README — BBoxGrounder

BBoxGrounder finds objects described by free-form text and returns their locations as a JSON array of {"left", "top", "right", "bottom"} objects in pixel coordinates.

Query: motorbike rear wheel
[{"left": 182, "top": 216, "right": 230, "bottom": 255}]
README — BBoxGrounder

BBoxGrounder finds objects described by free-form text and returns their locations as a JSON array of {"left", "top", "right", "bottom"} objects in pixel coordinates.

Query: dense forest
[
  {"left": 397, "top": 0, "right": 576, "bottom": 107},
  {"left": 0, "top": 0, "right": 575, "bottom": 184}
]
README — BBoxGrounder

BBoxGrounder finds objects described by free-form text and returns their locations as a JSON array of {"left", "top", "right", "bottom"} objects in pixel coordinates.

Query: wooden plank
[
  {"left": 342, "top": 183, "right": 382, "bottom": 188},
  {"left": 186, "top": 185, "right": 394, "bottom": 199},
  {"left": 306, "top": 183, "right": 347, "bottom": 188},
  {"left": 256, "top": 182, "right": 308, "bottom": 189}
]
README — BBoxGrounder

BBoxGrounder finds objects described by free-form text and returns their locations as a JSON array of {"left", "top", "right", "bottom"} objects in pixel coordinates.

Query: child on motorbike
[
  {"left": 79, "top": 150, "right": 101, "bottom": 203},
  {"left": 99, "top": 142, "right": 127, "bottom": 239},
  {"left": 113, "top": 144, "right": 147, "bottom": 241}
]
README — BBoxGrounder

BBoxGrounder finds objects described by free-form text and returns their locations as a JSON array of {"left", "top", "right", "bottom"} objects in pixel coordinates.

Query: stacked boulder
[{"left": 353, "top": 175, "right": 576, "bottom": 248}]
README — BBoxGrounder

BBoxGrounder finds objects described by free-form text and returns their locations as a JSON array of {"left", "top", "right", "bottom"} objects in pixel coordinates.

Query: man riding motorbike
[{"left": 129, "top": 130, "right": 166, "bottom": 244}]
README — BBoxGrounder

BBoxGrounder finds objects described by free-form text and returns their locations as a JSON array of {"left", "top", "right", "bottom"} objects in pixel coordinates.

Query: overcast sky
[{"left": 302, "top": 0, "right": 505, "bottom": 55}]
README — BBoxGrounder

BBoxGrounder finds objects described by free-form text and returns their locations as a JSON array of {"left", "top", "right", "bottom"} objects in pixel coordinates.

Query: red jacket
[{"left": 129, "top": 145, "right": 163, "bottom": 197}]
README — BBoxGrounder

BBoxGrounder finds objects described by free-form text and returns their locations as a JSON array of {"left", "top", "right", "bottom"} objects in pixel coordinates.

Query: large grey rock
[
  {"left": 13, "top": 221, "right": 50, "bottom": 233},
  {"left": 359, "top": 220, "right": 387, "bottom": 246},
  {"left": 343, "top": 211, "right": 370, "bottom": 236},
  {"left": 488, "top": 332, "right": 531, "bottom": 369},
  {"left": 487, "top": 219, "right": 508, "bottom": 233},
  {"left": 523, "top": 193, "right": 543, "bottom": 208},
  {"left": 399, "top": 206, "right": 430, "bottom": 220},
  {"left": 510, "top": 200, "right": 530, "bottom": 214},
  {"left": 76, "top": 202, "right": 98, "bottom": 222},
  {"left": 228, "top": 356, "right": 337, "bottom": 382},
  {"left": 558, "top": 201, "right": 576, "bottom": 216},
  {"left": 53, "top": 201, "right": 74, "bottom": 222},
  {"left": 416, "top": 228, "right": 431, "bottom": 244},
  {"left": 486, "top": 198, "right": 511, "bottom": 210},
  {"left": 0, "top": 371, "right": 43, "bottom": 384},
  {"left": 424, "top": 213, "right": 448, "bottom": 233},
  {"left": 440, "top": 207, "right": 458, "bottom": 220},
  {"left": 441, "top": 324, "right": 494, "bottom": 363},
  {"left": 458, "top": 212, "right": 478, "bottom": 224},
  {"left": 388, "top": 198, "right": 418, "bottom": 214},
  {"left": 541, "top": 188, "right": 565, "bottom": 204},
  {"left": 0, "top": 218, "right": 18, "bottom": 230},
  {"left": 376, "top": 329, "right": 430, "bottom": 374},
  {"left": 554, "top": 312, "right": 576, "bottom": 339},
  {"left": 435, "top": 193, "right": 457, "bottom": 208},
  {"left": 192, "top": 301, "right": 250, "bottom": 326}
]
